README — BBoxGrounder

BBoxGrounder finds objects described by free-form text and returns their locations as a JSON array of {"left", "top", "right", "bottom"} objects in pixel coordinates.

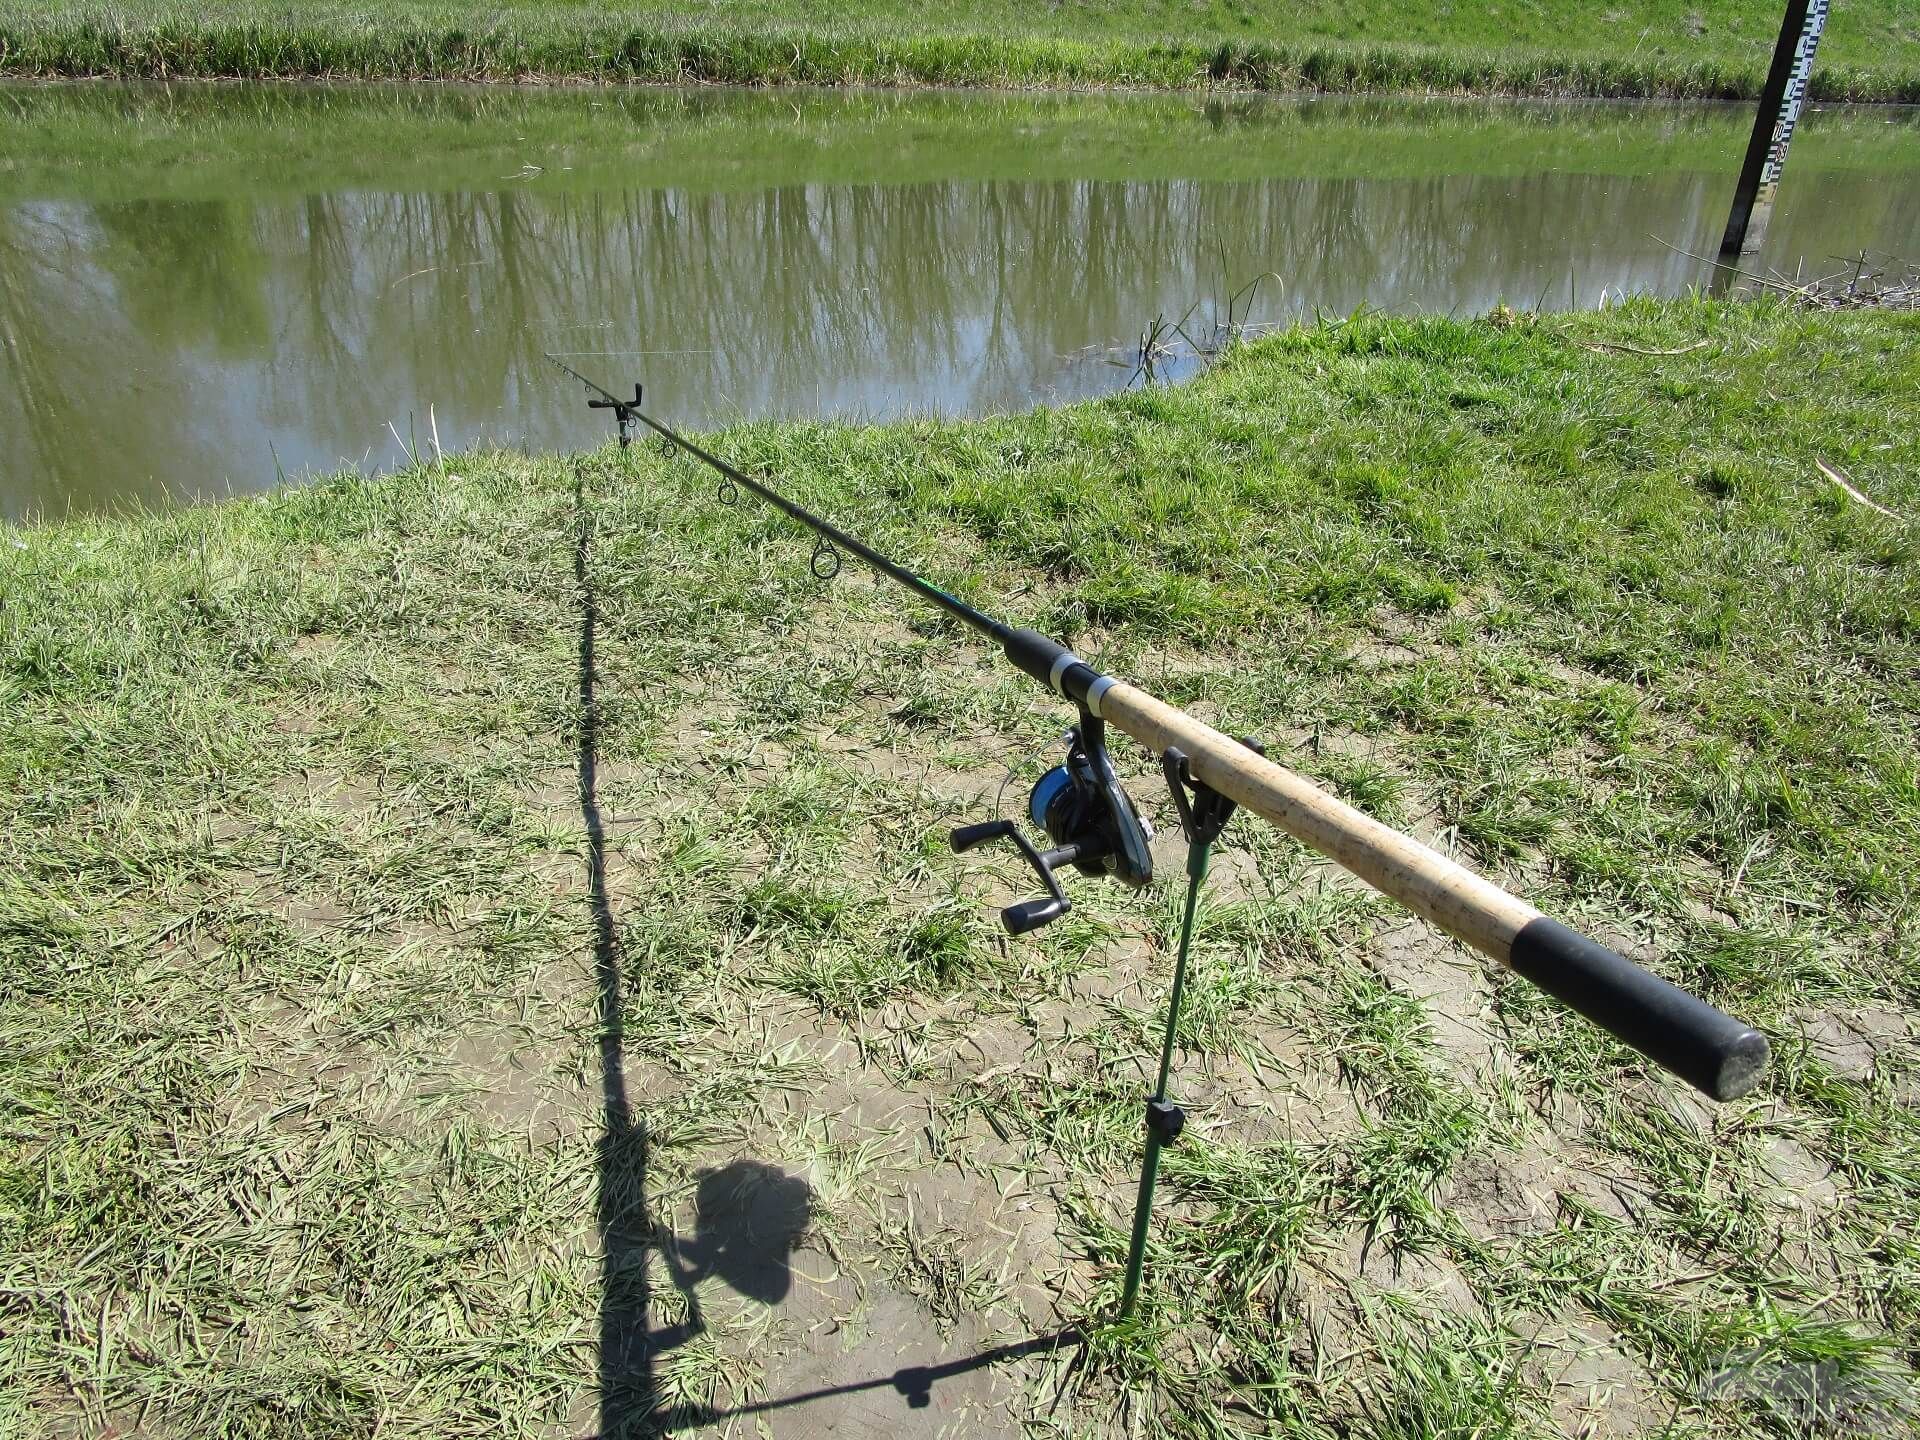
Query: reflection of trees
[
  {"left": 299, "top": 194, "right": 358, "bottom": 367},
  {"left": 2, "top": 159, "right": 1915, "bottom": 516},
  {"left": 0, "top": 209, "right": 89, "bottom": 513},
  {"left": 0, "top": 205, "right": 224, "bottom": 517},
  {"left": 92, "top": 200, "right": 270, "bottom": 357}
]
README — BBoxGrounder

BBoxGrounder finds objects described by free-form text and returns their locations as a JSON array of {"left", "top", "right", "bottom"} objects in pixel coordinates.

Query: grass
[
  {"left": 0, "top": 0, "right": 1916, "bottom": 100},
  {"left": 2, "top": 297, "right": 1917, "bottom": 1436}
]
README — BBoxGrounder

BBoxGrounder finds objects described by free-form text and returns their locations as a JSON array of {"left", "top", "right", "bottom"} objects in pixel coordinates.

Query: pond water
[{"left": 2, "top": 84, "right": 1915, "bottom": 518}]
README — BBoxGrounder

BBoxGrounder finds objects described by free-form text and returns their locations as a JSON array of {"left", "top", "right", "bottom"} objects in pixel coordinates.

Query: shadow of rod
[
  {"left": 657, "top": 1328, "right": 1085, "bottom": 1426},
  {"left": 579, "top": 463, "right": 656, "bottom": 1437}
]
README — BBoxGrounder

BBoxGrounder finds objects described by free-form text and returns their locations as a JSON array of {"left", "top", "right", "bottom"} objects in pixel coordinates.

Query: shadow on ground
[{"left": 576, "top": 465, "right": 1076, "bottom": 1435}]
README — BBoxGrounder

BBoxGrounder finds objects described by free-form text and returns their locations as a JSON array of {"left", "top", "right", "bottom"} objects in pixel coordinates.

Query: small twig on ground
[
  {"left": 1816, "top": 459, "right": 1906, "bottom": 521},
  {"left": 1573, "top": 337, "right": 1711, "bottom": 357}
]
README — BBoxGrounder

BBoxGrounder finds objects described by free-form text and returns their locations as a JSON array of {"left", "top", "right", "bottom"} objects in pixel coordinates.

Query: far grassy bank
[
  {"left": 1, "top": 0, "right": 1917, "bottom": 100},
  {"left": 3, "top": 299, "right": 1917, "bottom": 1436}
]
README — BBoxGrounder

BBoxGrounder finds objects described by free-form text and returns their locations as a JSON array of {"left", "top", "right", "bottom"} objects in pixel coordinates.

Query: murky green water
[{"left": 2, "top": 84, "right": 1915, "bottom": 518}]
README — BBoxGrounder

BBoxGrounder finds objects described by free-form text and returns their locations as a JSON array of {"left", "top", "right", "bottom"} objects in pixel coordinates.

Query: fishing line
[{"left": 542, "top": 350, "right": 718, "bottom": 357}]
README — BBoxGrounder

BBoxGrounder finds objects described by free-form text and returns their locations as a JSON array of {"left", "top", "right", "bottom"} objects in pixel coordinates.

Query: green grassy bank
[
  {"left": 3, "top": 299, "right": 1918, "bottom": 1436},
  {"left": 1, "top": 0, "right": 1917, "bottom": 100}
]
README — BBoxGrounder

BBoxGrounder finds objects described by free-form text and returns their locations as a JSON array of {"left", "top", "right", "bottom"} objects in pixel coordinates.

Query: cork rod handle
[{"left": 1095, "top": 680, "right": 1770, "bottom": 1102}]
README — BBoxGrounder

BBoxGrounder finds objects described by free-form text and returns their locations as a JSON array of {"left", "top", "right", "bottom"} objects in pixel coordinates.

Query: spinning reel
[{"left": 950, "top": 709, "right": 1154, "bottom": 934}]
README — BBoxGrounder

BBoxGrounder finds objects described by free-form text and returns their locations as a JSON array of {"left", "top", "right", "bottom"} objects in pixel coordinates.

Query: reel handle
[
  {"left": 950, "top": 821, "right": 1014, "bottom": 853},
  {"left": 949, "top": 820, "right": 1076, "bottom": 934}
]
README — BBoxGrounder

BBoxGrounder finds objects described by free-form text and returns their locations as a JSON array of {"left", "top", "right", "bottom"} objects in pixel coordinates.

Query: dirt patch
[
  {"left": 1533, "top": 1320, "right": 1669, "bottom": 1439},
  {"left": 269, "top": 766, "right": 384, "bottom": 822},
  {"left": 720, "top": 1267, "right": 1047, "bottom": 1438},
  {"left": 1799, "top": 1006, "right": 1914, "bottom": 1084},
  {"left": 1444, "top": 1143, "right": 1637, "bottom": 1239},
  {"left": 289, "top": 632, "right": 344, "bottom": 663},
  {"left": 442, "top": 1025, "right": 589, "bottom": 1139},
  {"left": 1368, "top": 917, "right": 1501, "bottom": 1081},
  {"left": 1340, "top": 1227, "right": 1482, "bottom": 1317}
]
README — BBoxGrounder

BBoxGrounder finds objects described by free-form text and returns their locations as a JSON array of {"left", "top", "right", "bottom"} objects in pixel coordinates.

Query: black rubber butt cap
[{"left": 1509, "top": 918, "right": 1770, "bottom": 1102}]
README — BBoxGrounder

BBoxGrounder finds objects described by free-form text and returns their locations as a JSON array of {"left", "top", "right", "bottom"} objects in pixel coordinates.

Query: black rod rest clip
[
  {"left": 587, "top": 383, "right": 644, "bottom": 448},
  {"left": 950, "top": 705, "right": 1153, "bottom": 935},
  {"left": 1161, "top": 738, "right": 1265, "bottom": 856}
]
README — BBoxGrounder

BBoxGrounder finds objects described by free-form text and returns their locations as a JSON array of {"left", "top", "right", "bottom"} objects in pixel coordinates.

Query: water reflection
[{"left": 1, "top": 89, "right": 1915, "bottom": 517}]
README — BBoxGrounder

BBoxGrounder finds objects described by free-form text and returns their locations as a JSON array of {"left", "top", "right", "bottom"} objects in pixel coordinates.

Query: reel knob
[
  {"left": 1003, "top": 897, "right": 1069, "bottom": 935},
  {"left": 949, "top": 821, "right": 1012, "bottom": 853}
]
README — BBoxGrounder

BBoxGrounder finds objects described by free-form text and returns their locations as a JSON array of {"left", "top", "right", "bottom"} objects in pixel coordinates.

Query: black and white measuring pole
[{"left": 1719, "top": 0, "right": 1829, "bottom": 262}]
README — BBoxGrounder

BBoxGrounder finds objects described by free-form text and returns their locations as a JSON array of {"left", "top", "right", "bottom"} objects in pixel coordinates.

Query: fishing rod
[
  {"left": 551, "top": 357, "right": 1768, "bottom": 1324},
  {"left": 546, "top": 356, "right": 1770, "bottom": 1113}
]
